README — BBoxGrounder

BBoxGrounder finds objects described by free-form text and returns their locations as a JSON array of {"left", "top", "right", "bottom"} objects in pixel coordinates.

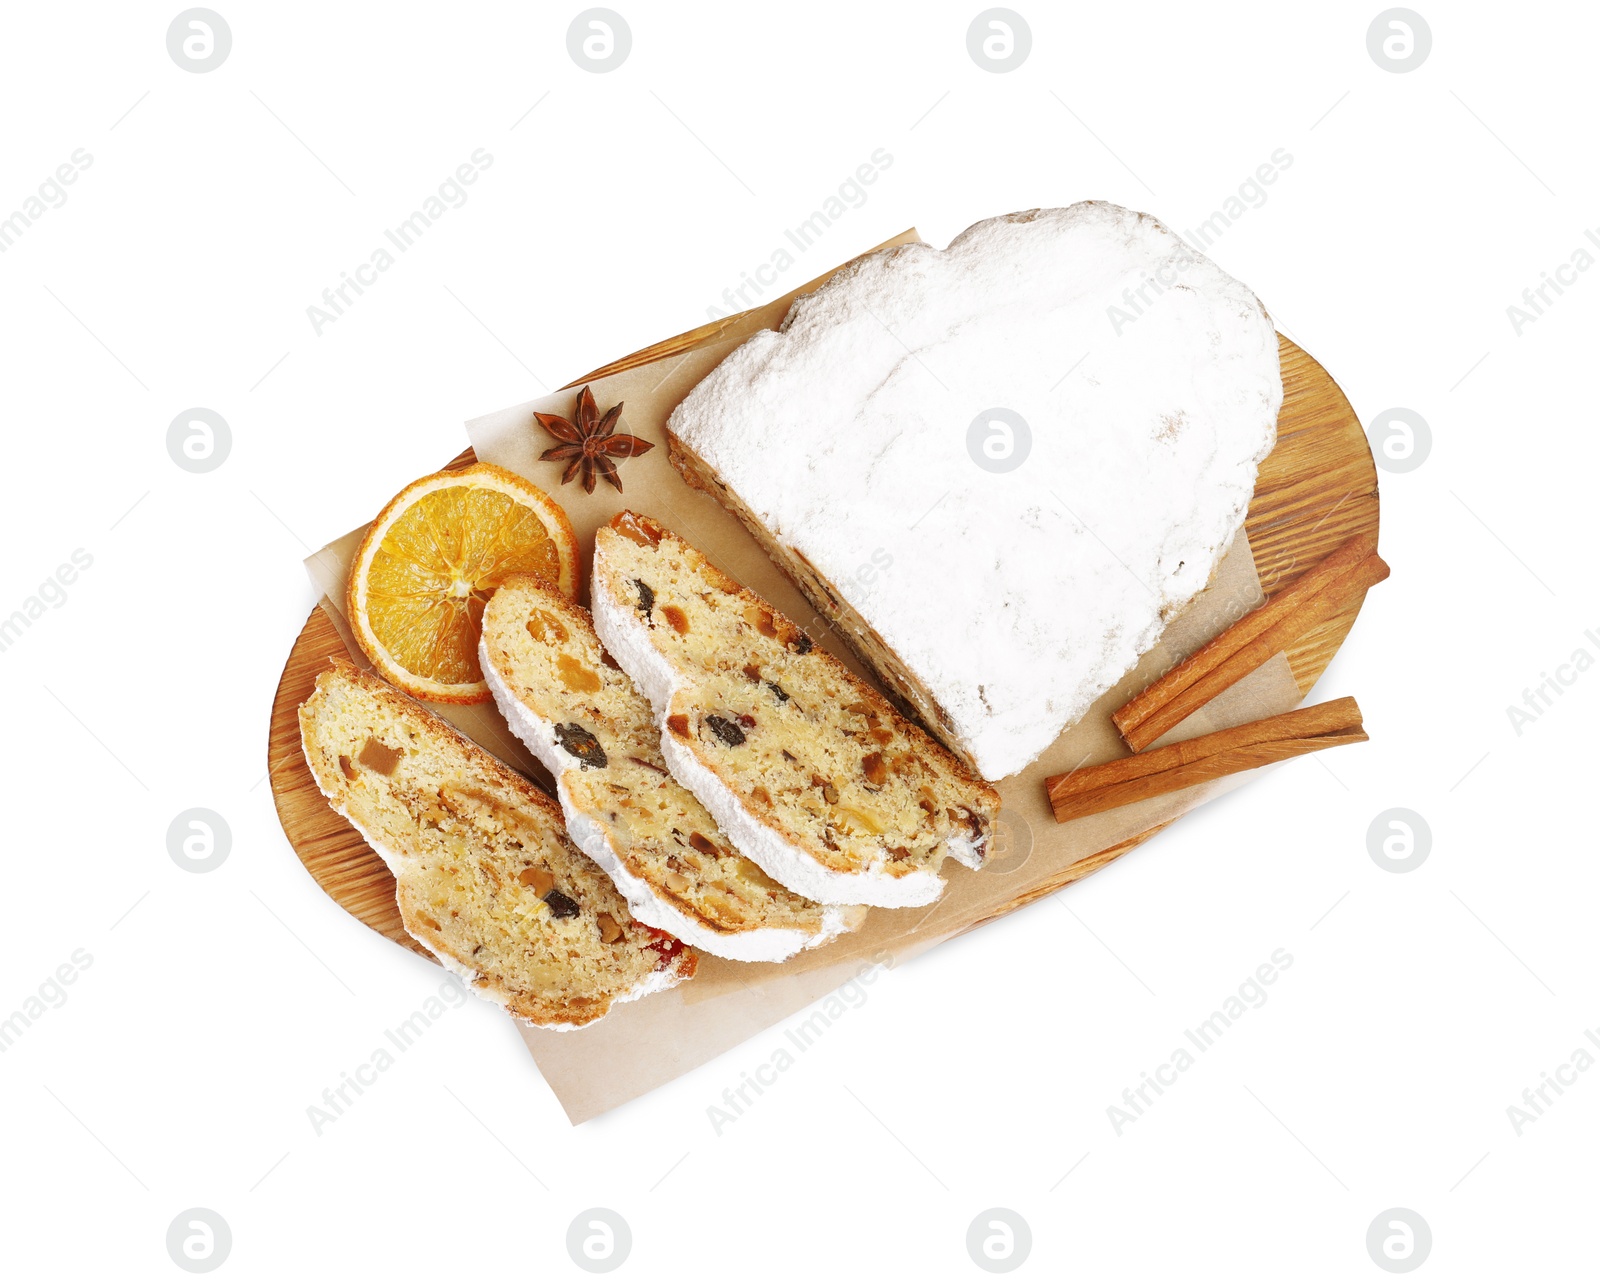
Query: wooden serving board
[{"left": 269, "top": 325, "right": 1378, "bottom": 960}]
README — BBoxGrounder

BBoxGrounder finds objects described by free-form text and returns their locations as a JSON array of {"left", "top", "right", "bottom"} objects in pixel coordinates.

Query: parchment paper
[{"left": 303, "top": 234, "right": 1304, "bottom": 1123}]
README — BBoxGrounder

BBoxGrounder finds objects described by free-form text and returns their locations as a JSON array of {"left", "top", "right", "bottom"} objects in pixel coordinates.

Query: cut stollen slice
[
  {"left": 479, "top": 575, "right": 867, "bottom": 961},
  {"left": 591, "top": 512, "right": 1001, "bottom": 909},
  {"left": 299, "top": 660, "right": 695, "bottom": 1028}
]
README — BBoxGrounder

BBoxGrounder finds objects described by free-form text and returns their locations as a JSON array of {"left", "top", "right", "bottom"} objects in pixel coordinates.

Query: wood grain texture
[{"left": 269, "top": 331, "right": 1379, "bottom": 956}]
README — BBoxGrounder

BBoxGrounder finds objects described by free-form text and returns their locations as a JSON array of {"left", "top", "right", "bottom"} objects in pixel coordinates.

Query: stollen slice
[
  {"left": 591, "top": 512, "right": 1001, "bottom": 909},
  {"left": 479, "top": 575, "right": 867, "bottom": 961},
  {"left": 299, "top": 660, "right": 695, "bottom": 1028}
]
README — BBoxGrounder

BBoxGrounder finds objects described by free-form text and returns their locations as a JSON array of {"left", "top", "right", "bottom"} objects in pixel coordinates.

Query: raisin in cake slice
[
  {"left": 591, "top": 512, "right": 1000, "bottom": 909},
  {"left": 299, "top": 660, "right": 695, "bottom": 1028},
  {"left": 479, "top": 575, "right": 867, "bottom": 961}
]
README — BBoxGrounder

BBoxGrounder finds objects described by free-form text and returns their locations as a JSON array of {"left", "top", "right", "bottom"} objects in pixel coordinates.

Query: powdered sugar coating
[{"left": 667, "top": 202, "right": 1282, "bottom": 779}]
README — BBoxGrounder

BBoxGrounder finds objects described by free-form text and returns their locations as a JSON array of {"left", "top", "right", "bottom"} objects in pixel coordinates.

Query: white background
[{"left": 1, "top": 1, "right": 1595, "bottom": 1276}]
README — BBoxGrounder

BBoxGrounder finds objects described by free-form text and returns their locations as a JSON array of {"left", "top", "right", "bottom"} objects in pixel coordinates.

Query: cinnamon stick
[
  {"left": 1112, "top": 534, "right": 1388, "bottom": 752},
  {"left": 1047, "top": 697, "right": 1366, "bottom": 823}
]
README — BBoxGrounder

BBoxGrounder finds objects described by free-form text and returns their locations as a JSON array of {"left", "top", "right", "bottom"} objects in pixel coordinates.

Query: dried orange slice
[{"left": 348, "top": 463, "right": 578, "bottom": 703}]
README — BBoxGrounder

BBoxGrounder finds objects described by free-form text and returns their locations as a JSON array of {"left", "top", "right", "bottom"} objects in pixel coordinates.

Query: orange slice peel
[{"left": 348, "top": 463, "right": 577, "bottom": 703}]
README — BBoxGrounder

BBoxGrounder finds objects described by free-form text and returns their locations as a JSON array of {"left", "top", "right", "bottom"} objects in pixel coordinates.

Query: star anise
[{"left": 534, "top": 385, "right": 654, "bottom": 494}]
